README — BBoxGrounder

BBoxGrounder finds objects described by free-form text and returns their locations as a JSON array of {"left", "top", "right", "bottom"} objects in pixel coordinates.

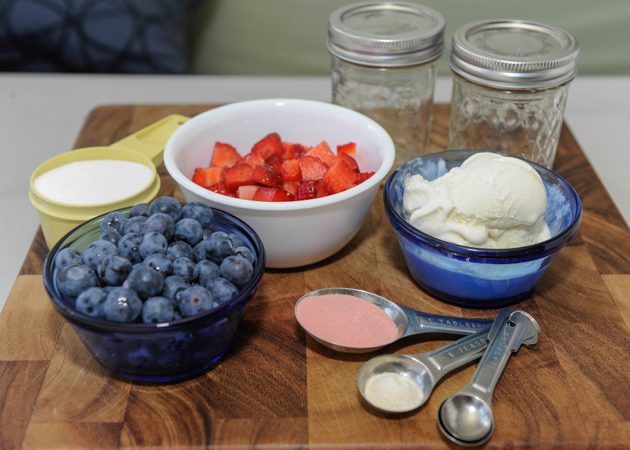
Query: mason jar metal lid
[
  {"left": 450, "top": 20, "right": 579, "bottom": 90},
  {"left": 327, "top": 1, "right": 445, "bottom": 67}
]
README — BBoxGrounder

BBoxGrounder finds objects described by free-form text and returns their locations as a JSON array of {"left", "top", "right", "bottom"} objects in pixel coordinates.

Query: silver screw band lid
[
  {"left": 327, "top": 1, "right": 445, "bottom": 68},
  {"left": 450, "top": 19, "right": 579, "bottom": 90}
]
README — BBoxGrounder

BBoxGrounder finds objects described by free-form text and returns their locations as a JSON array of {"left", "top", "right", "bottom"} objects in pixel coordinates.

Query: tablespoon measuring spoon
[
  {"left": 294, "top": 288, "right": 492, "bottom": 353},
  {"left": 438, "top": 310, "right": 540, "bottom": 447},
  {"left": 356, "top": 308, "right": 512, "bottom": 413}
]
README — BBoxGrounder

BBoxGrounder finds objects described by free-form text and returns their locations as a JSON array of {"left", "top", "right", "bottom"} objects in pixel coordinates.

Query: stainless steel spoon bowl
[{"left": 294, "top": 288, "right": 492, "bottom": 353}]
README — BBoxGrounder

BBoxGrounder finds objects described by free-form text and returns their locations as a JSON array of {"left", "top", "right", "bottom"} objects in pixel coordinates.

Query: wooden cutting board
[{"left": 1, "top": 104, "right": 628, "bottom": 450}]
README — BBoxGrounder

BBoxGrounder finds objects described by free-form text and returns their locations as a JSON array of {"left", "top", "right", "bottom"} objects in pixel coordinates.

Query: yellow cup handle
[{"left": 110, "top": 114, "right": 189, "bottom": 166}]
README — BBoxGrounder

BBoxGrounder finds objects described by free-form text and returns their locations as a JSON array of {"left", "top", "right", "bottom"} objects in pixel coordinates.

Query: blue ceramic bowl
[
  {"left": 43, "top": 207, "right": 265, "bottom": 383},
  {"left": 384, "top": 150, "right": 581, "bottom": 308}
]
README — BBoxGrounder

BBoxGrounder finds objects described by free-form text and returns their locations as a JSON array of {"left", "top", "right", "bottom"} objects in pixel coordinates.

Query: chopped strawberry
[
  {"left": 253, "top": 164, "right": 282, "bottom": 187},
  {"left": 210, "top": 142, "right": 241, "bottom": 168},
  {"left": 335, "top": 153, "right": 359, "bottom": 172},
  {"left": 306, "top": 141, "right": 336, "bottom": 167},
  {"left": 324, "top": 160, "right": 357, "bottom": 194},
  {"left": 266, "top": 155, "right": 283, "bottom": 172},
  {"left": 280, "top": 159, "right": 301, "bottom": 182},
  {"left": 316, "top": 179, "right": 329, "bottom": 198},
  {"left": 282, "top": 142, "right": 306, "bottom": 160},
  {"left": 355, "top": 171, "right": 375, "bottom": 185},
  {"left": 298, "top": 155, "right": 328, "bottom": 181},
  {"left": 192, "top": 166, "right": 224, "bottom": 188},
  {"left": 283, "top": 181, "right": 298, "bottom": 195},
  {"left": 337, "top": 142, "right": 357, "bottom": 158},
  {"left": 296, "top": 181, "right": 317, "bottom": 200},
  {"left": 237, "top": 185, "right": 259, "bottom": 200},
  {"left": 253, "top": 187, "right": 295, "bottom": 202},
  {"left": 242, "top": 153, "right": 265, "bottom": 167},
  {"left": 208, "top": 183, "right": 235, "bottom": 197},
  {"left": 251, "top": 133, "right": 284, "bottom": 160},
  {"left": 223, "top": 163, "right": 255, "bottom": 190}
]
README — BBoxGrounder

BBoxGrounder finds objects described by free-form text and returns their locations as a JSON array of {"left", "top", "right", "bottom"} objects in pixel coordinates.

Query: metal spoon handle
[
  {"left": 465, "top": 310, "right": 540, "bottom": 401},
  {"left": 401, "top": 307, "right": 493, "bottom": 337}
]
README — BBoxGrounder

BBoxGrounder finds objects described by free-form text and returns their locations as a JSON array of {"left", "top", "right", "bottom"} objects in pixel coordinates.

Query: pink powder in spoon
[{"left": 295, "top": 294, "right": 399, "bottom": 348}]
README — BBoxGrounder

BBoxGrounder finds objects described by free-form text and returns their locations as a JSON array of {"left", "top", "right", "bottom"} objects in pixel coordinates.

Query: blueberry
[
  {"left": 126, "top": 346, "right": 153, "bottom": 367},
  {"left": 194, "top": 232, "right": 233, "bottom": 263},
  {"left": 54, "top": 248, "right": 83, "bottom": 270},
  {"left": 99, "top": 211, "right": 128, "bottom": 234},
  {"left": 174, "top": 218, "right": 203, "bottom": 246},
  {"left": 228, "top": 233, "right": 246, "bottom": 249},
  {"left": 220, "top": 256, "right": 254, "bottom": 286},
  {"left": 118, "top": 233, "right": 143, "bottom": 264},
  {"left": 172, "top": 257, "right": 198, "bottom": 282},
  {"left": 124, "top": 264, "right": 163, "bottom": 299},
  {"left": 176, "top": 285, "right": 216, "bottom": 317},
  {"left": 197, "top": 260, "right": 220, "bottom": 288},
  {"left": 100, "top": 230, "right": 121, "bottom": 245},
  {"left": 149, "top": 196, "right": 182, "bottom": 222},
  {"left": 123, "top": 216, "right": 147, "bottom": 235},
  {"left": 103, "top": 287, "right": 142, "bottom": 322},
  {"left": 129, "top": 203, "right": 150, "bottom": 218},
  {"left": 142, "top": 296, "right": 177, "bottom": 324},
  {"left": 166, "top": 241, "right": 194, "bottom": 261},
  {"left": 208, "top": 277, "right": 239, "bottom": 305},
  {"left": 82, "top": 239, "right": 118, "bottom": 270},
  {"left": 139, "top": 231, "right": 168, "bottom": 259},
  {"left": 159, "top": 332, "right": 193, "bottom": 352},
  {"left": 75, "top": 287, "right": 107, "bottom": 318},
  {"left": 162, "top": 275, "right": 190, "bottom": 301},
  {"left": 97, "top": 255, "right": 132, "bottom": 286},
  {"left": 234, "top": 246, "right": 256, "bottom": 265},
  {"left": 143, "top": 254, "right": 173, "bottom": 276},
  {"left": 144, "top": 213, "right": 175, "bottom": 240},
  {"left": 181, "top": 202, "right": 214, "bottom": 228},
  {"left": 57, "top": 264, "right": 99, "bottom": 298}
]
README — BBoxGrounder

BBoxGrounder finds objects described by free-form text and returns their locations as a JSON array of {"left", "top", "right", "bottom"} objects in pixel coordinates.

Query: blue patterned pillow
[{"left": 0, "top": 0, "right": 196, "bottom": 73}]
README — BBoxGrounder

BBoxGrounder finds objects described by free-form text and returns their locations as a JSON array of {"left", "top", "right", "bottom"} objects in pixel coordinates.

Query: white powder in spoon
[
  {"left": 34, "top": 160, "right": 153, "bottom": 205},
  {"left": 364, "top": 372, "right": 424, "bottom": 412}
]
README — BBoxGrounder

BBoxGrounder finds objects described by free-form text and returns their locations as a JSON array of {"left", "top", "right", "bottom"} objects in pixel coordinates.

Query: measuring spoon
[
  {"left": 438, "top": 310, "right": 540, "bottom": 446},
  {"left": 356, "top": 309, "right": 512, "bottom": 413},
  {"left": 294, "top": 288, "right": 492, "bottom": 353}
]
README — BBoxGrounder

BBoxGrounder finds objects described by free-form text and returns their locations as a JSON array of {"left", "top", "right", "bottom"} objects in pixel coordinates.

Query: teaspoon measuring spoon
[
  {"left": 438, "top": 310, "right": 540, "bottom": 447},
  {"left": 356, "top": 308, "right": 512, "bottom": 413},
  {"left": 295, "top": 288, "right": 493, "bottom": 353}
]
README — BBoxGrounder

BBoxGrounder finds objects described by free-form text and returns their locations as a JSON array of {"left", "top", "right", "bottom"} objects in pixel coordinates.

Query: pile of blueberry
[{"left": 54, "top": 196, "right": 257, "bottom": 324}]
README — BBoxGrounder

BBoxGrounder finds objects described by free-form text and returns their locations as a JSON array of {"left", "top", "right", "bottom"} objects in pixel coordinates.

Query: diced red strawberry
[
  {"left": 208, "top": 183, "right": 235, "bottom": 197},
  {"left": 337, "top": 142, "right": 357, "bottom": 158},
  {"left": 192, "top": 166, "right": 224, "bottom": 188},
  {"left": 324, "top": 160, "right": 357, "bottom": 194},
  {"left": 280, "top": 159, "right": 301, "bottom": 182},
  {"left": 242, "top": 153, "right": 265, "bottom": 167},
  {"left": 355, "top": 171, "right": 375, "bottom": 185},
  {"left": 251, "top": 133, "right": 283, "bottom": 160},
  {"left": 296, "top": 181, "right": 317, "bottom": 200},
  {"left": 266, "top": 155, "right": 283, "bottom": 172},
  {"left": 316, "top": 179, "right": 329, "bottom": 198},
  {"left": 237, "top": 185, "right": 259, "bottom": 200},
  {"left": 210, "top": 142, "right": 241, "bottom": 168},
  {"left": 253, "top": 164, "right": 282, "bottom": 187},
  {"left": 283, "top": 181, "right": 298, "bottom": 195},
  {"left": 282, "top": 142, "right": 306, "bottom": 160},
  {"left": 253, "top": 187, "right": 295, "bottom": 202},
  {"left": 335, "top": 153, "right": 359, "bottom": 172},
  {"left": 223, "top": 163, "right": 255, "bottom": 190},
  {"left": 306, "top": 141, "right": 336, "bottom": 167},
  {"left": 298, "top": 155, "right": 328, "bottom": 181}
]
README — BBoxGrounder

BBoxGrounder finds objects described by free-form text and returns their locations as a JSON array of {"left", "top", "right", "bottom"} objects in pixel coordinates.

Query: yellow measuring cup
[{"left": 29, "top": 114, "right": 188, "bottom": 249}]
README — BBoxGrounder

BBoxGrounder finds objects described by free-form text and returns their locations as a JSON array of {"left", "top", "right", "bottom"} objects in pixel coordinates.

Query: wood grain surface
[{"left": 1, "top": 104, "right": 629, "bottom": 450}]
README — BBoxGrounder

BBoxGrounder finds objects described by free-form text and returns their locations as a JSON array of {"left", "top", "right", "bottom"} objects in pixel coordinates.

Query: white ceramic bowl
[{"left": 164, "top": 99, "right": 395, "bottom": 268}]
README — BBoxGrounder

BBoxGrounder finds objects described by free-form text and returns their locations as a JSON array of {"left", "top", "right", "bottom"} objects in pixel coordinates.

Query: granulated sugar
[
  {"left": 364, "top": 372, "right": 424, "bottom": 412},
  {"left": 295, "top": 293, "right": 399, "bottom": 349}
]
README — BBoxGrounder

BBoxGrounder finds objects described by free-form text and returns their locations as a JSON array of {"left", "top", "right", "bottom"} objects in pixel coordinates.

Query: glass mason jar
[
  {"left": 448, "top": 20, "right": 580, "bottom": 168},
  {"left": 328, "top": 2, "right": 445, "bottom": 169}
]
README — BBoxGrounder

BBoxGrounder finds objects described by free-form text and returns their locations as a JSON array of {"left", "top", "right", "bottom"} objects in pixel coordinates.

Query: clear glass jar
[
  {"left": 449, "top": 74, "right": 569, "bottom": 168},
  {"left": 448, "top": 20, "right": 579, "bottom": 168},
  {"left": 332, "top": 57, "right": 437, "bottom": 169},
  {"left": 328, "top": 2, "right": 445, "bottom": 168}
]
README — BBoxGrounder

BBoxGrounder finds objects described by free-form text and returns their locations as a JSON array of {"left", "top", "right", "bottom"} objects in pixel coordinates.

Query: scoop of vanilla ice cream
[{"left": 403, "top": 152, "right": 551, "bottom": 248}]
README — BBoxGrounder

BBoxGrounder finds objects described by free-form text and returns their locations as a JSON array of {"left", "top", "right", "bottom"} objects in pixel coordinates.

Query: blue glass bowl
[
  {"left": 384, "top": 150, "right": 581, "bottom": 308},
  {"left": 43, "top": 207, "right": 265, "bottom": 383}
]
